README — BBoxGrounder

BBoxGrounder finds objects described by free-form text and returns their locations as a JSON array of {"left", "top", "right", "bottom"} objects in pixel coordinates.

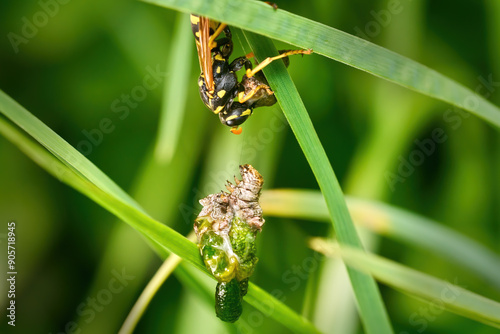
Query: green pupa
[{"left": 194, "top": 164, "right": 264, "bottom": 322}]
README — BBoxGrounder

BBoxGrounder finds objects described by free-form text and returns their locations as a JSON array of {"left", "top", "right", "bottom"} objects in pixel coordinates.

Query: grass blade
[
  {"left": 0, "top": 92, "right": 320, "bottom": 334},
  {"left": 310, "top": 240, "right": 500, "bottom": 329},
  {"left": 154, "top": 12, "right": 193, "bottom": 162},
  {"left": 119, "top": 234, "right": 193, "bottom": 334},
  {"left": 261, "top": 189, "right": 500, "bottom": 290},
  {"left": 236, "top": 30, "right": 393, "bottom": 333},
  {"left": 0, "top": 90, "right": 144, "bottom": 212},
  {"left": 141, "top": 0, "right": 500, "bottom": 128}
]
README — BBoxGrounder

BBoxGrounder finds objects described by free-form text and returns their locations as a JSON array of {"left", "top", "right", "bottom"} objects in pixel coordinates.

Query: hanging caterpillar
[{"left": 194, "top": 165, "right": 265, "bottom": 322}]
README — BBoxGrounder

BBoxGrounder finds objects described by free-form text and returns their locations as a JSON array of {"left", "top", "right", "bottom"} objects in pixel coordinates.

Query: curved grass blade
[
  {"left": 235, "top": 30, "right": 393, "bottom": 334},
  {"left": 0, "top": 93, "right": 320, "bottom": 334},
  {"left": 75, "top": 14, "right": 204, "bottom": 331},
  {"left": 119, "top": 235, "right": 191, "bottom": 334},
  {"left": 141, "top": 0, "right": 500, "bottom": 128},
  {"left": 0, "top": 91, "right": 145, "bottom": 213},
  {"left": 310, "top": 240, "right": 500, "bottom": 329},
  {"left": 261, "top": 189, "right": 500, "bottom": 290}
]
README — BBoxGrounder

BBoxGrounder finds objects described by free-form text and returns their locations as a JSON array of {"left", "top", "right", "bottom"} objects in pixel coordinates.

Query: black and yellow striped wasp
[{"left": 190, "top": 12, "right": 311, "bottom": 134}]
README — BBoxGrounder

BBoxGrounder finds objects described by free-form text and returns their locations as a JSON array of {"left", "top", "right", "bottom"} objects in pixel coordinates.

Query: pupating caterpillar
[{"left": 194, "top": 164, "right": 264, "bottom": 322}]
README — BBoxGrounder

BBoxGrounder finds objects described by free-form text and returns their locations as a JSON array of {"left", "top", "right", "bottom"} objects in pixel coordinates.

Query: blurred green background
[{"left": 0, "top": 0, "right": 499, "bottom": 333}]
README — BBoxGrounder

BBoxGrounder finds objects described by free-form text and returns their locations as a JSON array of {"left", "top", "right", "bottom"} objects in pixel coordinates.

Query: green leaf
[
  {"left": 310, "top": 241, "right": 500, "bottom": 329},
  {"left": 0, "top": 90, "right": 144, "bottom": 213},
  {"left": 234, "top": 29, "right": 393, "bottom": 333},
  {"left": 261, "top": 189, "right": 500, "bottom": 290},
  {"left": 154, "top": 12, "right": 193, "bottom": 162},
  {"left": 0, "top": 91, "right": 319, "bottom": 334},
  {"left": 141, "top": 0, "right": 500, "bottom": 128}
]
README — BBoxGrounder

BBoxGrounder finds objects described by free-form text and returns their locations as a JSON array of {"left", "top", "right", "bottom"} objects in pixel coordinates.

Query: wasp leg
[
  {"left": 238, "top": 82, "right": 273, "bottom": 104},
  {"left": 209, "top": 27, "right": 233, "bottom": 59},
  {"left": 228, "top": 57, "right": 252, "bottom": 72},
  {"left": 237, "top": 55, "right": 275, "bottom": 105},
  {"left": 210, "top": 37, "right": 232, "bottom": 59},
  {"left": 246, "top": 50, "right": 291, "bottom": 67},
  {"left": 245, "top": 49, "right": 312, "bottom": 78},
  {"left": 208, "top": 23, "right": 228, "bottom": 49},
  {"left": 222, "top": 26, "right": 232, "bottom": 40}
]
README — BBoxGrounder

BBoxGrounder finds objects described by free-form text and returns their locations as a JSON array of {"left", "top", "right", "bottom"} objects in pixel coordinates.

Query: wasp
[
  {"left": 217, "top": 49, "right": 312, "bottom": 134},
  {"left": 191, "top": 13, "right": 312, "bottom": 134},
  {"left": 191, "top": 14, "right": 247, "bottom": 130}
]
